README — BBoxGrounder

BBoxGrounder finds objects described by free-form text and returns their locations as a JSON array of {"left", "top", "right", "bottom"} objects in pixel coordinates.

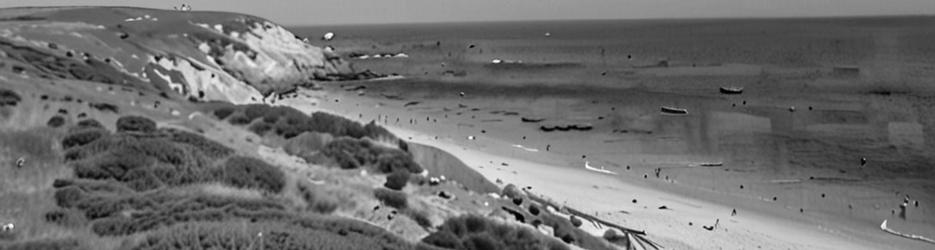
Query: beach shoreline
[{"left": 279, "top": 87, "right": 903, "bottom": 250}]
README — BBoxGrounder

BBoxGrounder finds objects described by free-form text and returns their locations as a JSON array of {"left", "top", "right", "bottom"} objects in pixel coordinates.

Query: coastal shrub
[
  {"left": 0, "top": 88, "right": 21, "bottom": 106},
  {"left": 283, "top": 132, "right": 332, "bottom": 157},
  {"left": 75, "top": 119, "right": 104, "bottom": 129},
  {"left": 374, "top": 188, "right": 408, "bottom": 209},
  {"left": 570, "top": 215, "right": 582, "bottom": 227},
  {"left": 116, "top": 115, "right": 156, "bottom": 133},
  {"left": 321, "top": 137, "right": 422, "bottom": 173},
  {"left": 423, "top": 214, "right": 569, "bottom": 250},
  {"left": 249, "top": 121, "right": 274, "bottom": 135},
  {"left": 165, "top": 129, "right": 233, "bottom": 159},
  {"left": 61, "top": 129, "right": 107, "bottom": 149},
  {"left": 422, "top": 230, "right": 462, "bottom": 249},
  {"left": 123, "top": 168, "right": 164, "bottom": 191},
  {"left": 213, "top": 106, "right": 235, "bottom": 119},
  {"left": 463, "top": 234, "right": 503, "bottom": 250},
  {"left": 54, "top": 186, "right": 85, "bottom": 208},
  {"left": 376, "top": 152, "right": 423, "bottom": 174},
  {"left": 528, "top": 204, "right": 540, "bottom": 216},
  {"left": 75, "top": 149, "right": 154, "bottom": 180},
  {"left": 384, "top": 170, "right": 410, "bottom": 190},
  {"left": 296, "top": 183, "right": 338, "bottom": 214},
  {"left": 132, "top": 220, "right": 416, "bottom": 250},
  {"left": 227, "top": 115, "right": 251, "bottom": 125},
  {"left": 219, "top": 105, "right": 400, "bottom": 143},
  {"left": 89, "top": 102, "right": 119, "bottom": 113},
  {"left": 220, "top": 156, "right": 286, "bottom": 193},
  {"left": 47, "top": 115, "right": 66, "bottom": 128}
]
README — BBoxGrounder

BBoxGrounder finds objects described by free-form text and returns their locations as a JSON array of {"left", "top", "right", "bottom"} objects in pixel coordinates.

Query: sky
[{"left": 1, "top": 0, "right": 934, "bottom": 25}]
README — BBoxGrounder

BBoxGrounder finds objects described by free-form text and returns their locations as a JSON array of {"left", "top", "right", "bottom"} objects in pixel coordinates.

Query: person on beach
[{"left": 899, "top": 202, "right": 908, "bottom": 220}]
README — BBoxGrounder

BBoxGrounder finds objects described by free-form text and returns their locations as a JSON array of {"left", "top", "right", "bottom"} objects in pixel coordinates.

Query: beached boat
[
  {"left": 660, "top": 106, "right": 688, "bottom": 114},
  {"left": 719, "top": 86, "right": 743, "bottom": 94},
  {"left": 585, "top": 161, "right": 618, "bottom": 175}
]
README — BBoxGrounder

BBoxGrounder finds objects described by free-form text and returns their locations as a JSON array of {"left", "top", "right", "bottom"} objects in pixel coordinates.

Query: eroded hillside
[{"left": 0, "top": 6, "right": 650, "bottom": 250}]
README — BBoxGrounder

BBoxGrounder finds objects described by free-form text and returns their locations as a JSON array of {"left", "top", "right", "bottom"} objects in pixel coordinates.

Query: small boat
[
  {"left": 661, "top": 106, "right": 688, "bottom": 115},
  {"left": 585, "top": 161, "right": 618, "bottom": 175},
  {"left": 699, "top": 162, "right": 723, "bottom": 167},
  {"left": 719, "top": 86, "right": 744, "bottom": 94}
]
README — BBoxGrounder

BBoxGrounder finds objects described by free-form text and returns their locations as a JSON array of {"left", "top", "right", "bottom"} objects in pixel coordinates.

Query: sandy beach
[{"left": 272, "top": 84, "right": 916, "bottom": 249}]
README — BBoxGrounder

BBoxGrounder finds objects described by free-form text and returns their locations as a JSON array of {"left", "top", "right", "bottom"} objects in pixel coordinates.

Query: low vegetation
[
  {"left": 421, "top": 214, "right": 568, "bottom": 250},
  {"left": 12, "top": 114, "right": 419, "bottom": 249},
  {"left": 212, "top": 104, "right": 398, "bottom": 141},
  {"left": 0, "top": 88, "right": 21, "bottom": 107}
]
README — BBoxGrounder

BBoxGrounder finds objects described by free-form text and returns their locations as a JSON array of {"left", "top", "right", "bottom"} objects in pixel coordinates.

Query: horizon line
[{"left": 286, "top": 13, "right": 935, "bottom": 27}]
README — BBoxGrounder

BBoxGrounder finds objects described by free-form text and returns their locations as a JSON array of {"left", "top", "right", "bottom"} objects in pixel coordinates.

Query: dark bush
[
  {"left": 422, "top": 230, "right": 462, "bottom": 249},
  {"left": 364, "top": 120, "right": 395, "bottom": 140},
  {"left": 52, "top": 179, "right": 76, "bottom": 188},
  {"left": 75, "top": 119, "right": 104, "bottom": 129},
  {"left": 54, "top": 186, "right": 85, "bottom": 208},
  {"left": 124, "top": 168, "right": 163, "bottom": 191},
  {"left": 243, "top": 104, "right": 271, "bottom": 121},
  {"left": 228, "top": 115, "right": 251, "bottom": 125},
  {"left": 116, "top": 115, "right": 156, "bottom": 133},
  {"left": 570, "top": 215, "right": 582, "bottom": 228},
  {"left": 220, "top": 156, "right": 286, "bottom": 193},
  {"left": 376, "top": 152, "right": 423, "bottom": 174},
  {"left": 463, "top": 234, "right": 503, "bottom": 250},
  {"left": 61, "top": 129, "right": 107, "bottom": 149},
  {"left": 0, "top": 88, "right": 21, "bottom": 106},
  {"left": 374, "top": 188, "right": 407, "bottom": 209},
  {"left": 89, "top": 102, "right": 119, "bottom": 113},
  {"left": 76, "top": 149, "right": 154, "bottom": 180},
  {"left": 91, "top": 217, "right": 131, "bottom": 236},
  {"left": 213, "top": 106, "right": 235, "bottom": 119},
  {"left": 384, "top": 170, "right": 410, "bottom": 191},
  {"left": 528, "top": 204, "right": 540, "bottom": 216},
  {"left": 424, "top": 214, "right": 569, "bottom": 250},
  {"left": 165, "top": 129, "right": 233, "bottom": 159},
  {"left": 47, "top": 115, "right": 66, "bottom": 128},
  {"left": 249, "top": 121, "right": 274, "bottom": 135},
  {"left": 407, "top": 209, "right": 433, "bottom": 228}
]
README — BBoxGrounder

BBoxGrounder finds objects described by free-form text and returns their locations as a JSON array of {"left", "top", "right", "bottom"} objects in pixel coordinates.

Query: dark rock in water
[
  {"left": 719, "top": 87, "right": 743, "bottom": 94},
  {"left": 343, "top": 85, "right": 366, "bottom": 92},
  {"left": 661, "top": 106, "right": 688, "bottom": 114},
  {"left": 521, "top": 117, "right": 545, "bottom": 123},
  {"left": 540, "top": 122, "right": 593, "bottom": 132}
]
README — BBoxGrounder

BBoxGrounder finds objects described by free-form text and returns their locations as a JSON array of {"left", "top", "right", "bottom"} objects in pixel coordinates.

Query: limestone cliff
[{"left": 0, "top": 7, "right": 354, "bottom": 104}]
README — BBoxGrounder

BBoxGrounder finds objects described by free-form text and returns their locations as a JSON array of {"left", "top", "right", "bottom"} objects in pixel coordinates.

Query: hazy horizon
[{"left": 0, "top": 0, "right": 933, "bottom": 25}]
